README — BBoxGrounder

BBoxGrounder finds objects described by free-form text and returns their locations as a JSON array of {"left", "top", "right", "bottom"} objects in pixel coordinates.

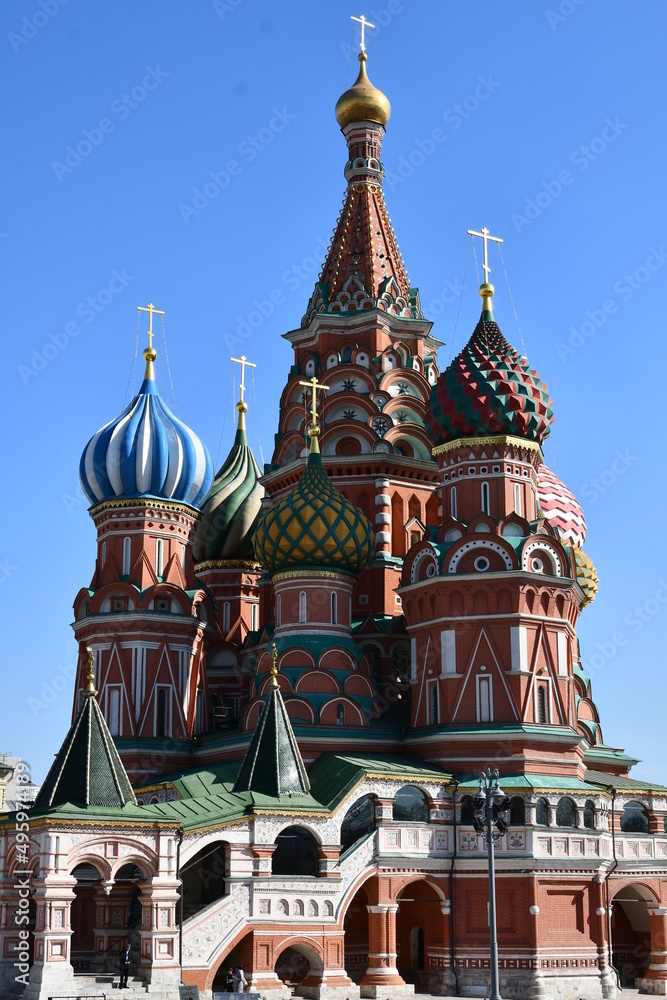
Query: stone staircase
[{"left": 66, "top": 972, "right": 149, "bottom": 997}]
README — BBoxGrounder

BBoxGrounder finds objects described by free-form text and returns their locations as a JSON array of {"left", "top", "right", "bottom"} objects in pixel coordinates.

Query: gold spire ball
[{"left": 335, "top": 52, "right": 391, "bottom": 129}]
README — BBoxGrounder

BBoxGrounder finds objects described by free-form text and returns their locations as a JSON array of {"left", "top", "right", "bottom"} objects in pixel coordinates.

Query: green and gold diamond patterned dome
[{"left": 254, "top": 451, "right": 374, "bottom": 576}]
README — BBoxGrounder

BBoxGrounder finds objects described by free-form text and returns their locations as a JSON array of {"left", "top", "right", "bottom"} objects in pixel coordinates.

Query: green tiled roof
[
  {"left": 33, "top": 691, "right": 136, "bottom": 812},
  {"left": 584, "top": 769, "right": 667, "bottom": 793}
]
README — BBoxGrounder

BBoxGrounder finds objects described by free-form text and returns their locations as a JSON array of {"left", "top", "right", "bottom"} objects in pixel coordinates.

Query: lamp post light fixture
[{"left": 472, "top": 768, "right": 510, "bottom": 1000}]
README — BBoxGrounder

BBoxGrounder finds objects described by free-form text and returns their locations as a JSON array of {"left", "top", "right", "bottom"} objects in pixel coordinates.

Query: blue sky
[{"left": 3, "top": 1, "right": 666, "bottom": 784}]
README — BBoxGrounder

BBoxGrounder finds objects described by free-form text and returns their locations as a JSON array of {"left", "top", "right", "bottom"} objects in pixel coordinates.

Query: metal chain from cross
[
  {"left": 137, "top": 302, "right": 165, "bottom": 352},
  {"left": 467, "top": 227, "right": 503, "bottom": 284},
  {"left": 351, "top": 14, "right": 375, "bottom": 53}
]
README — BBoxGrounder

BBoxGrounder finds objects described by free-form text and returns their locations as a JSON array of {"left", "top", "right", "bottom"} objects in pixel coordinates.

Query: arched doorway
[
  {"left": 396, "top": 880, "right": 444, "bottom": 987},
  {"left": 179, "top": 840, "right": 229, "bottom": 921},
  {"left": 611, "top": 884, "right": 654, "bottom": 986},
  {"left": 210, "top": 931, "right": 253, "bottom": 993},
  {"left": 343, "top": 885, "right": 370, "bottom": 984},
  {"left": 70, "top": 863, "right": 102, "bottom": 971},
  {"left": 272, "top": 826, "right": 319, "bottom": 876},
  {"left": 274, "top": 942, "right": 324, "bottom": 995}
]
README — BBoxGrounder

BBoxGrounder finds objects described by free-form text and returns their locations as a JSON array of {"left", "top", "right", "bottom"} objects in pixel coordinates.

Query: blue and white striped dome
[{"left": 80, "top": 373, "right": 213, "bottom": 510}]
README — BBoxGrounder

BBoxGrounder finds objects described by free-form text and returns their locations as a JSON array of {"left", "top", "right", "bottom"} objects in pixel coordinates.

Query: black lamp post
[{"left": 473, "top": 768, "right": 510, "bottom": 1000}]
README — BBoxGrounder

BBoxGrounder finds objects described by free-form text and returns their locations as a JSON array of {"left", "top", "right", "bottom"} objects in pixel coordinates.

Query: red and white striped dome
[{"left": 537, "top": 464, "right": 587, "bottom": 549}]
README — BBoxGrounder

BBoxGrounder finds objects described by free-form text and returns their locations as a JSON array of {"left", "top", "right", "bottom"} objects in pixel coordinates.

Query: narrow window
[
  {"left": 108, "top": 688, "right": 120, "bottom": 736},
  {"left": 122, "top": 537, "right": 131, "bottom": 576},
  {"left": 299, "top": 591, "right": 307, "bottom": 624},
  {"left": 430, "top": 683, "right": 439, "bottom": 725},
  {"left": 181, "top": 544, "right": 186, "bottom": 571},
  {"left": 251, "top": 603, "right": 258, "bottom": 631},
  {"left": 481, "top": 481, "right": 490, "bottom": 516},
  {"left": 536, "top": 797, "right": 549, "bottom": 826},
  {"left": 331, "top": 591, "right": 338, "bottom": 624},
  {"left": 537, "top": 685, "right": 547, "bottom": 723},
  {"left": 478, "top": 676, "right": 491, "bottom": 722},
  {"left": 157, "top": 690, "right": 167, "bottom": 738},
  {"left": 451, "top": 485, "right": 457, "bottom": 519},
  {"left": 514, "top": 483, "right": 522, "bottom": 516},
  {"left": 101, "top": 541, "right": 106, "bottom": 567},
  {"left": 155, "top": 538, "right": 164, "bottom": 577},
  {"left": 276, "top": 594, "right": 281, "bottom": 626},
  {"left": 222, "top": 602, "right": 230, "bottom": 633},
  {"left": 336, "top": 704, "right": 345, "bottom": 726}
]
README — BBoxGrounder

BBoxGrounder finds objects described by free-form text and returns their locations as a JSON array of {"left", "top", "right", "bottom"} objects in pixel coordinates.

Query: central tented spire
[{"left": 302, "top": 48, "right": 421, "bottom": 326}]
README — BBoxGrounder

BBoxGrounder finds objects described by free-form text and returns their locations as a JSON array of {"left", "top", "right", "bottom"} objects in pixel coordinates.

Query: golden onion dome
[{"left": 335, "top": 52, "right": 391, "bottom": 129}]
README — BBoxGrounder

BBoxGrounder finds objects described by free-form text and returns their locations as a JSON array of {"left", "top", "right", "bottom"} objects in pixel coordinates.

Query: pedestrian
[
  {"left": 233, "top": 965, "right": 248, "bottom": 992},
  {"left": 119, "top": 941, "right": 131, "bottom": 989},
  {"left": 225, "top": 966, "right": 235, "bottom": 992}
]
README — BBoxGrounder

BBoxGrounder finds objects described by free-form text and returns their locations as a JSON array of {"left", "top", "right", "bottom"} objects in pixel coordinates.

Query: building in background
[{"left": 2, "top": 37, "right": 667, "bottom": 1000}]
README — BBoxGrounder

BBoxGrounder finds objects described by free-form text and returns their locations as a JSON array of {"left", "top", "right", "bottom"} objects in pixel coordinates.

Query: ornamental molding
[
  {"left": 432, "top": 434, "right": 544, "bottom": 458},
  {"left": 91, "top": 497, "right": 200, "bottom": 518},
  {"left": 272, "top": 568, "right": 355, "bottom": 582},
  {"left": 195, "top": 559, "right": 262, "bottom": 572}
]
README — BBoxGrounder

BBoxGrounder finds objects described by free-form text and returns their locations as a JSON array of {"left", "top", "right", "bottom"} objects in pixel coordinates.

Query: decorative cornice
[
  {"left": 432, "top": 434, "right": 544, "bottom": 458},
  {"left": 90, "top": 497, "right": 200, "bottom": 517},
  {"left": 195, "top": 559, "right": 262, "bottom": 572},
  {"left": 272, "top": 568, "right": 354, "bottom": 583}
]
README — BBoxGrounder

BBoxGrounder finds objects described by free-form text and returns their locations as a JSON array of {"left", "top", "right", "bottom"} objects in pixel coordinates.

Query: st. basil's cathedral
[{"left": 3, "top": 32, "right": 667, "bottom": 1000}]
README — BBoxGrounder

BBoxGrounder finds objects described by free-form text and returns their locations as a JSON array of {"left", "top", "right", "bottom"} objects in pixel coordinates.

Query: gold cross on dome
[
  {"left": 467, "top": 226, "right": 503, "bottom": 283},
  {"left": 298, "top": 375, "right": 329, "bottom": 428},
  {"left": 137, "top": 302, "right": 165, "bottom": 351},
  {"left": 231, "top": 353, "right": 256, "bottom": 404},
  {"left": 351, "top": 14, "right": 375, "bottom": 53}
]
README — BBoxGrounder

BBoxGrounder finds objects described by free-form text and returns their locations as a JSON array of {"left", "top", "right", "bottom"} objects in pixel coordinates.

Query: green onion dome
[
  {"left": 194, "top": 408, "right": 264, "bottom": 563},
  {"left": 253, "top": 451, "right": 374, "bottom": 575},
  {"left": 426, "top": 305, "right": 554, "bottom": 446}
]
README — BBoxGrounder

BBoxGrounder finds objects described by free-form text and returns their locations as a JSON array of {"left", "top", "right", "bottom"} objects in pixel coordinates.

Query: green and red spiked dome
[{"left": 426, "top": 305, "right": 554, "bottom": 446}]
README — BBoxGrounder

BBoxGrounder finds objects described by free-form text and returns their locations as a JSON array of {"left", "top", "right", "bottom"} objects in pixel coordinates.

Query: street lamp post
[{"left": 473, "top": 768, "right": 510, "bottom": 1000}]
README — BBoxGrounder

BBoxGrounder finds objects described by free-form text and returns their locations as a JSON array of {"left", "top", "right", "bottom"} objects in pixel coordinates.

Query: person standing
[
  {"left": 119, "top": 941, "right": 132, "bottom": 989},
  {"left": 233, "top": 965, "right": 248, "bottom": 992}
]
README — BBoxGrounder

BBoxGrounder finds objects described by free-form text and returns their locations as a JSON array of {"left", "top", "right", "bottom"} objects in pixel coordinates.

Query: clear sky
[{"left": 3, "top": 1, "right": 666, "bottom": 785}]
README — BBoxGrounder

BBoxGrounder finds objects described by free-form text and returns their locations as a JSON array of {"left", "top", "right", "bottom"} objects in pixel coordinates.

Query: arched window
[
  {"left": 272, "top": 826, "right": 319, "bottom": 876},
  {"left": 251, "top": 603, "right": 258, "bottom": 631},
  {"left": 108, "top": 688, "right": 120, "bottom": 736},
  {"left": 393, "top": 785, "right": 429, "bottom": 823},
  {"left": 536, "top": 797, "right": 549, "bottom": 826},
  {"left": 620, "top": 800, "right": 650, "bottom": 834},
  {"left": 514, "top": 483, "right": 522, "bottom": 516},
  {"left": 450, "top": 485, "right": 457, "bottom": 519},
  {"left": 276, "top": 594, "right": 281, "bottom": 626},
  {"left": 341, "top": 345, "right": 353, "bottom": 364},
  {"left": 222, "top": 602, "right": 230, "bottom": 633},
  {"left": 157, "top": 690, "right": 167, "bottom": 738},
  {"left": 584, "top": 800, "right": 596, "bottom": 830},
  {"left": 340, "top": 794, "right": 376, "bottom": 852},
  {"left": 460, "top": 795, "right": 474, "bottom": 825},
  {"left": 122, "top": 537, "right": 131, "bottom": 576},
  {"left": 101, "top": 541, "right": 106, "bottom": 567},
  {"left": 556, "top": 797, "right": 577, "bottom": 828},
  {"left": 537, "top": 685, "right": 548, "bottom": 723},
  {"left": 181, "top": 544, "right": 186, "bottom": 570},
  {"left": 481, "top": 482, "right": 490, "bottom": 516},
  {"left": 336, "top": 704, "right": 344, "bottom": 726},
  {"left": 331, "top": 591, "right": 337, "bottom": 625},
  {"left": 299, "top": 591, "right": 307, "bottom": 624},
  {"left": 180, "top": 841, "right": 229, "bottom": 919},
  {"left": 510, "top": 796, "right": 526, "bottom": 825},
  {"left": 155, "top": 538, "right": 164, "bottom": 577}
]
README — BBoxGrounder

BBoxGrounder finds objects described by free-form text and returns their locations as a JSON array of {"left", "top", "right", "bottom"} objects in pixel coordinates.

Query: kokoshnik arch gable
[{"left": 3, "top": 29, "right": 667, "bottom": 1000}]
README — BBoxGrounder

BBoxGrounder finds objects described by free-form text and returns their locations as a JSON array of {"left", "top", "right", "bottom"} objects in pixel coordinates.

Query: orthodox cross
[
  {"left": 467, "top": 227, "right": 503, "bottom": 284},
  {"left": 137, "top": 302, "right": 165, "bottom": 351},
  {"left": 351, "top": 14, "right": 375, "bottom": 52},
  {"left": 231, "top": 354, "right": 256, "bottom": 404},
  {"left": 298, "top": 375, "right": 329, "bottom": 429}
]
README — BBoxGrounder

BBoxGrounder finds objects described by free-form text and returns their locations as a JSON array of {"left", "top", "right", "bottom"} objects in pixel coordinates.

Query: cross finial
[
  {"left": 467, "top": 227, "right": 503, "bottom": 310},
  {"left": 137, "top": 302, "right": 165, "bottom": 379},
  {"left": 84, "top": 646, "right": 97, "bottom": 698},
  {"left": 298, "top": 375, "right": 329, "bottom": 453},
  {"left": 270, "top": 643, "right": 279, "bottom": 688},
  {"left": 351, "top": 14, "right": 375, "bottom": 53},
  {"left": 231, "top": 354, "right": 256, "bottom": 429}
]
